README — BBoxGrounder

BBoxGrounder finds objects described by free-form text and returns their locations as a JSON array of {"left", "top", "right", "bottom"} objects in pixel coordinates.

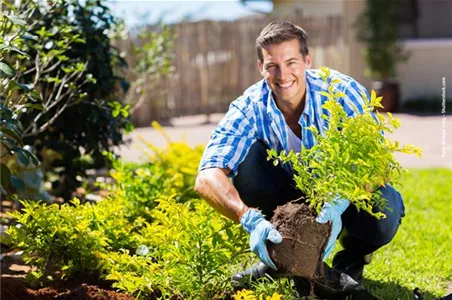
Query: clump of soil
[{"left": 268, "top": 202, "right": 330, "bottom": 278}]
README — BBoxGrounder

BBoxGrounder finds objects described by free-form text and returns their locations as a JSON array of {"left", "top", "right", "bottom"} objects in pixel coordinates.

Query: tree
[{"left": 1, "top": 0, "right": 131, "bottom": 200}]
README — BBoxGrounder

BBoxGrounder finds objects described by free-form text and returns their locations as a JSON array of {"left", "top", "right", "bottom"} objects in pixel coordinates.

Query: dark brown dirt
[
  {"left": 0, "top": 276, "right": 136, "bottom": 300},
  {"left": 268, "top": 202, "right": 330, "bottom": 279}
]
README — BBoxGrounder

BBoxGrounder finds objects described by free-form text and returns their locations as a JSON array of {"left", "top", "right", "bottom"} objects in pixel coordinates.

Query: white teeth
[{"left": 278, "top": 81, "right": 294, "bottom": 89}]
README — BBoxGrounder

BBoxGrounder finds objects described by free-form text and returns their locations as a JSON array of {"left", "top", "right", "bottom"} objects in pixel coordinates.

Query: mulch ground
[
  {"left": 1, "top": 199, "right": 135, "bottom": 300},
  {"left": 1, "top": 276, "right": 135, "bottom": 300},
  {"left": 1, "top": 248, "right": 135, "bottom": 300}
]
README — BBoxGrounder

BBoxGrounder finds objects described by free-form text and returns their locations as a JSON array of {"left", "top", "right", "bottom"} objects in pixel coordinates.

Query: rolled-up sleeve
[{"left": 198, "top": 99, "right": 257, "bottom": 177}]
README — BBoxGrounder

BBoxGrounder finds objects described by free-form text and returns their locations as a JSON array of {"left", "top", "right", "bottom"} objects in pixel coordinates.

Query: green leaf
[
  {"left": 0, "top": 124, "right": 22, "bottom": 144},
  {"left": 0, "top": 62, "right": 15, "bottom": 77},
  {"left": 112, "top": 109, "right": 120, "bottom": 118},
  {"left": 0, "top": 163, "right": 11, "bottom": 187},
  {"left": 15, "top": 148, "right": 30, "bottom": 166},
  {"left": 319, "top": 91, "right": 330, "bottom": 98},
  {"left": 5, "top": 15, "right": 27, "bottom": 26},
  {"left": 8, "top": 80, "right": 34, "bottom": 92},
  {"left": 0, "top": 137, "right": 19, "bottom": 152},
  {"left": 121, "top": 109, "right": 129, "bottom": 118},
  {"left": 225, "top": 228, "right": 233, "bottom": 239}
]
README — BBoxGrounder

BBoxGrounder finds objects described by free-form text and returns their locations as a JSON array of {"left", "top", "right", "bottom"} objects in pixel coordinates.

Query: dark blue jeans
[{"left": 233, "top": 141, "right": 405, "bottom": 273}]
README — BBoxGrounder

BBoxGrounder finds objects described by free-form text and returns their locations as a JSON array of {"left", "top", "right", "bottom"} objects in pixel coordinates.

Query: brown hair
[{"left": 256, "top": 21, "right": 309, "bottom": 62}]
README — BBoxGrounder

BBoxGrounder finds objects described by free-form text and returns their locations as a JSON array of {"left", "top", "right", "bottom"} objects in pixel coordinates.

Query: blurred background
[
  {"left": 108, "top": 0, "right": 452, "bottom": 125},
  {"left": 110, "top": 0, "right": 452, "bottom": 169}
]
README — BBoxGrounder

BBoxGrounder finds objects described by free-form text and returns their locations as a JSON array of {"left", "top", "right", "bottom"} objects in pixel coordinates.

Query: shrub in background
[
  {"left": 102, "top": 122, "right": 204, "bottom": 220},
  {"left": 14, "top": 0, "right": 133, "bottom": 200},
  {"left": 1, "top": 3, "right": 41, "bottom": 197}
]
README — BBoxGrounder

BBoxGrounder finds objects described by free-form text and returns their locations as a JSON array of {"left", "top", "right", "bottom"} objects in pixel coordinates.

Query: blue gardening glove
[
  {"left": 315, "top": 198, "right": 350, "bottom": 260},
  {"left": 240, "top": 208, "right": 282, "bottom": 270}
]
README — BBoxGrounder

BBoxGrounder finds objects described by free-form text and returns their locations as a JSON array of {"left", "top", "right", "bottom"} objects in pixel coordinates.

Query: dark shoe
[
  {"left": 293, "top": 263, "right": 378, "bottom": 299},
  {"left": 333, "top": 251, "right": 373, "bottom": 283},
  {"left": 332, "top": 230, "right": 377, "bottom": 283},
  {"left": 231, "top": 262, "right": 280, "bottom": 289}
]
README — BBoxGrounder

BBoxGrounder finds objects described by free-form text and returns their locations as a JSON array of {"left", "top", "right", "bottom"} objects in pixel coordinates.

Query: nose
[{"left": 276, "top": 64, "right": 290, "bottom": 81}]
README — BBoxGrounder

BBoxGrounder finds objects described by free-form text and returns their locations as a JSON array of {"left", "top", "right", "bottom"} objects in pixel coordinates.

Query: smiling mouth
[{"left": 276, "top": 81, "right": 295, "bottom": 90}]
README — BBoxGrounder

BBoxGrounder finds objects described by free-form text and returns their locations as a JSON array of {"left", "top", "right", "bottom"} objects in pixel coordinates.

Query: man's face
[{"left": 258, "top": 39, "right": 311, "bottom": 105}]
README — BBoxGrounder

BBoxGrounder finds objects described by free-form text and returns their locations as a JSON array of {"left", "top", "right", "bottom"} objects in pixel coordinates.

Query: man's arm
[
  {"left": 195, "top": 167, "right": 282, "bottom": 270},
  {"left": 194, "top": 168, "right": 249, "bottom": 223}
]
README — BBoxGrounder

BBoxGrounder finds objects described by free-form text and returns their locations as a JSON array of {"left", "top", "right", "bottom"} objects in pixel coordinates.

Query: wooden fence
[{"left": 130, "top": 15, "right": 345, "bottom": 126}]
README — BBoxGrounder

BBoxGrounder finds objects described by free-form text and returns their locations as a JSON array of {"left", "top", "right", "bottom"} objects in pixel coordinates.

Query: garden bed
[
  {"left": 1, "top": 277, "right": 134, "bottom": 300},
  {"left": 1, "top": 248, "right": 135, "bottom": 300}
]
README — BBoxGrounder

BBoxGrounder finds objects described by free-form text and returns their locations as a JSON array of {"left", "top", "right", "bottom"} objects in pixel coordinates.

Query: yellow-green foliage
[
  {"left": 103, "top": 122, "right": 204, "bottom": 221},
  {"left": 140, "top": 196, "right": 249, "bottom": 298},
  {"left": 5, "top": 131, "right": 252, "bottom": 299},
  {"left": 5, "top": 196, "right": 138, "bottom": 282},
  {"left": 97, "top": 196, "right": 249, "bottom": 299},
  {"left": 138, "top": 121, "right": 204, "bottom": 181},
  {"left": 233, "top": 289, "right": 283, "bottom": 300},
  {"left": 268, "top": 67, "right": 422, "bottom": 218}
]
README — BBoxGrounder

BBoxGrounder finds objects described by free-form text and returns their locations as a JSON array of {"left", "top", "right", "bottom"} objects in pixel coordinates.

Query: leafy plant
[
  {"left": 5, "top": 136, "right": 253, "bottom": 298},
  {"left": 355, "top": 0, "right": 410, "bottom": 81},
  {"left": 123, "top": 25, "right": 175, "bottom": 115},
  {"left": 0, "top": 0, "right": 133, "bottom": 200},
  {"left": 0, "top": 3, "right": 41, "bottom": 197},
  {"left": 5, "top": 196, "right": 139, "bottom": 283},
  {"left": 268, "top": 67, "right": 422, "bottom": 217},
  {"left": 96, "top": 196, "right": 249, "bottom": 299},
  {"left": 143, "top": 197, "right": 249, "bottom": 298},
  {"left": 250, "top": 276, "right": 296, "bottom": 300},
  {"left": 101, "top": 122, "right": 204, "bottom": 220}
]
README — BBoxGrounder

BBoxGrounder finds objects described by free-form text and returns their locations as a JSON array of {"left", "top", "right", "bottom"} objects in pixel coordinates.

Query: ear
[
  {"left": 304, "top": 53, "right": 312, "bottom": 69},
  {"left": 257, "top": 60, "right": 264, "bottom": 76}
]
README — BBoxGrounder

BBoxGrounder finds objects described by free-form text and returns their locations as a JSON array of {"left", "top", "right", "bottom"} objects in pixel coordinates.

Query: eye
[{"left": 266, "top": 65, "right": 276, "bottom": 71}]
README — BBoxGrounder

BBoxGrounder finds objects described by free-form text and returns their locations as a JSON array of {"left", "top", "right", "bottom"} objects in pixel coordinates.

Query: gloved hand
[
  {"left": 240, "top": 208, "right": 282, "bottom": 270},
  {"left": 315, "top": 198, "right": 350, "bottom": 260}
]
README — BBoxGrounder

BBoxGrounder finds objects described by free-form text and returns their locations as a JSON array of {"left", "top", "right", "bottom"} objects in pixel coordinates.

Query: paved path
[{"left": 117, "top": 113, "right": 452, "bottom": 169}]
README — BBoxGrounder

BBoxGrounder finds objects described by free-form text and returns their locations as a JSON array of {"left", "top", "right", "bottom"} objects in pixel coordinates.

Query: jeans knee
[
  {"left": 343, "top": 184, "right": 405, "bottom": 248},
  {"left": 372, "top": 184, "right": 405, "bottom": 245}
]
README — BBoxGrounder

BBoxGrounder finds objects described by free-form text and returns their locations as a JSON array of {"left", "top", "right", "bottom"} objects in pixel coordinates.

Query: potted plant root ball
[{"left": 266, "top": 67, "right": 422, "bottom": 279}]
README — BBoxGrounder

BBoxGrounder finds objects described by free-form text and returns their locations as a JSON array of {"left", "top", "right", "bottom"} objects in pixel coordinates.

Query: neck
[{"left": 274, "top": 89, "right": 306, "bottom": 122}]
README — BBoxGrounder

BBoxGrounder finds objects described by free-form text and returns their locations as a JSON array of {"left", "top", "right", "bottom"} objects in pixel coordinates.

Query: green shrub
[
  {"left": 102, "top": 123, "right": 204, "bottom": 220},
  {"left": 16, "top": 0, "right": 133, "bottom": 200},
  {"left": 6, "top": 137, "right": 251, "bottom": 298},
  {"left": 5, "top": 196, "right": 139, "bottom": 283},
  {"left": 98, "top": 196, "right": 249, "bottom": 299},
  {"left": 0, "top": 4, "right": 41, "bottom": 197},
  {"left": 268, "top": 67, "right": 422, "bottom": 217}
]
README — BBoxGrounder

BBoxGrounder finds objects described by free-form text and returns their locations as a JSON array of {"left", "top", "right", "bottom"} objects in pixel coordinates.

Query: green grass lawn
[{"left": 361, "top": 168, "right": 452, "bottom": 299}]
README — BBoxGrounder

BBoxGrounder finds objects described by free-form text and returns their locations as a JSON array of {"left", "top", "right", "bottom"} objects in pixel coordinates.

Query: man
[{"left": 194, "top": 21, "right": 405, "bottom": 295}]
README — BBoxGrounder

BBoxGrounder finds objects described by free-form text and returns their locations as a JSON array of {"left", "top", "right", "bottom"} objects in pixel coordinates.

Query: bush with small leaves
[{"left": 268, "top": 67, "right": 422, "bottom": 217}]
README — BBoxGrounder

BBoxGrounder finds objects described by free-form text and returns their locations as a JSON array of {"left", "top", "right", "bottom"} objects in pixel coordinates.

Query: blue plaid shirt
[{"left": 199, "top": 69, "right": 371, "bottom": 177}]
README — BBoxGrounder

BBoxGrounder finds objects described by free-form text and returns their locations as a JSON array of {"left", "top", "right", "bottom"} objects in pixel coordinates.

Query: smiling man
[{"left": 195, "top": 21, "right": 405, "bottom": 296}]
